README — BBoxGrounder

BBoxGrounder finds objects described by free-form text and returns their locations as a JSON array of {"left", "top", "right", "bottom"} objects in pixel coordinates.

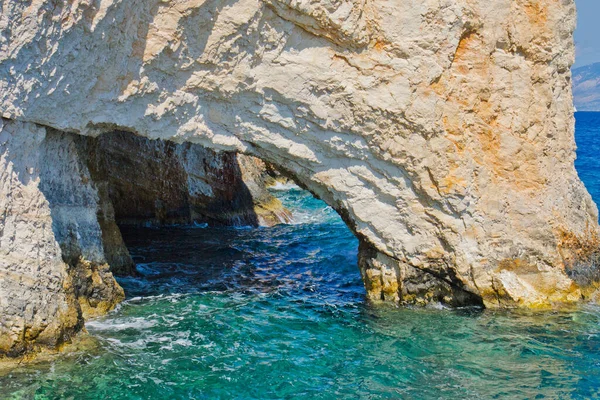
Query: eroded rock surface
[
  {"left": 1, "top": 0, "right": 599, "bottom": 355},
  {"left": 1, "top": 120, "right": 90, "bottom": 356},
  {"left": 38, "top": 128, "right": 126, "bottom": 319},
  {"left": 83, "top": 130, "right": 291, "bottom": 227},
  {"left": 0, "top": 120, "right": 290, "bottom": 357}
]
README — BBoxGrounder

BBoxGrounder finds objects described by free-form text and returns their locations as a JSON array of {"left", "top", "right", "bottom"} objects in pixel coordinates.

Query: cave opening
[
  {"left": 0, "top": 117, "right": 490, "bottom": 358},
  {"left": 61, "top": 129, "right": 365, "bottom": 318},
  {"left": 27, "top": 124, "right": 482, "bottom": 335},
  {"left": 0, "top": 119, "right": 375, "bottom": 358}
]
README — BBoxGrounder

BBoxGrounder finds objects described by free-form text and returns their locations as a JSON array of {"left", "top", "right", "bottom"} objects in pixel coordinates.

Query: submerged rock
[{"left": 0, "top": 0, "right": 599, "bottom": 356}]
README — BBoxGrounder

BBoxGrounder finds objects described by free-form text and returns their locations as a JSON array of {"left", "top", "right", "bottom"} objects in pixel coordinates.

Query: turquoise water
[{"left": 2, "top": 114, "right": 600, "bottom": 399}]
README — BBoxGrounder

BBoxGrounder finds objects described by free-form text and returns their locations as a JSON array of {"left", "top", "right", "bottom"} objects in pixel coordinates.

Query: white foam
[
  {"left": 289, "top": 206, "right": 336, "bottom": 225},
  {"left": 268, "top": 182, "right": 301, "bottom": 191},
  {"left": 104, "top": 337, "right": 148, "bottom": 350},
  {"left": 87, "top": 317, "right": 158, "bottom": 331},
  {"left": 124, "top": 293, "right": 187, "bottom": 304}
]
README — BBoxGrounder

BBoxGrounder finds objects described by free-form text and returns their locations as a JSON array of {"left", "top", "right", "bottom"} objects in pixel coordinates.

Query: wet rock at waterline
[
  {"left": 1, "top": 0, "right": 600, "bottom": 357},
  {"left": 1, "top": 120, "right": 87, "bottom": 357},
  {"left": 0, "top": 119, "right": 291, "bottom": 357}
]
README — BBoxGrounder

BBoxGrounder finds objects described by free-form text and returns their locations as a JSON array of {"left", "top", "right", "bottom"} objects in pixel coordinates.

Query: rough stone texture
[
  {"left": 82, "top": 130, "right": 291, "bottom": 227},
  {"left": 37, "top": 129, "right": 125, "bottom": 319},
  {"left": 0, "top": 119, "right": 82, "bottom": 357},
  {"left": 237, "top": 154, "right": 293, "bottom": 226},
  {"left": 0, "top": 0, "right": 599, "bottom": 323},
  {"left": 358, "top": 241, "right": 484, "bottom": 306},
  {"left": 94, "top": 181, "right": 136, "bottom": 275}
]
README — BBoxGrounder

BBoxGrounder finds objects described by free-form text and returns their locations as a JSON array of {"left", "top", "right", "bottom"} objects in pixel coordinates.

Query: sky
[{"left": 574, "top": 0, "right": 600, "bottom": 68}]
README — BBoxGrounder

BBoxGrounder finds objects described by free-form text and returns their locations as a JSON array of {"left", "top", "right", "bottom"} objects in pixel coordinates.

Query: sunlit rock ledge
[{"left": 1, "top": 0, "right": 599, "bottom": 357}]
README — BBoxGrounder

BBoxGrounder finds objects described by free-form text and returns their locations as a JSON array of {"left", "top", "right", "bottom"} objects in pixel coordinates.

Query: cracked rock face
[{"left": 0, "top": 0, "right": 599, "bottom": 354}]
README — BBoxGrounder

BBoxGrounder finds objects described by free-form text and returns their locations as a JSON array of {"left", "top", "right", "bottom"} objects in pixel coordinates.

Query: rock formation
[
  {"left": 0, "top": 120, "right": 290, "bottom": 357},
  {"left": 82, "top": 130, "right": 292, "bottom": 227},
  {"left": 1, "top": 119, "right": 110, "bottom": 356},
  {"left": 1, "top": 0, "right": 599, "bottom": 356}
]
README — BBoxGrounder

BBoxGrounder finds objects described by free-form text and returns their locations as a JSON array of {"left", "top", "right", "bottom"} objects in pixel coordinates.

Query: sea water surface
[{"left": 2, "top": 113, "right": 600, "bottom": 399}]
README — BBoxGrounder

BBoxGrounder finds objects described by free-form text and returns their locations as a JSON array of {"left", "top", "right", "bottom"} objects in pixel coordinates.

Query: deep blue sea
[{"left": 2, "top": 113, "right": 600, "bottom": 399}]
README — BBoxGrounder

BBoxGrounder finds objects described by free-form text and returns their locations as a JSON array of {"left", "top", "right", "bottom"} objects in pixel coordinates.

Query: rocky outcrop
[
  {"left": 236, "top": 154, "right": 293, "bottom": 226},
  {"left": 0, "top": 119, "right": 110, "bottom": 356},
  {"left": 0, "top": 121, "right": 290, "bottom": 357},
  {"left": 37, "top": 128, "right": 126, "bottom": 319},
  {"left": 1, "top": 0, "right": 599, "bottom": 354}
]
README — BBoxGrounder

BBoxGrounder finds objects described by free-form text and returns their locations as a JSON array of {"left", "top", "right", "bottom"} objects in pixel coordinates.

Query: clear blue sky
[{"left": 575, "top": 0, "right": 600, "bottom": 68}]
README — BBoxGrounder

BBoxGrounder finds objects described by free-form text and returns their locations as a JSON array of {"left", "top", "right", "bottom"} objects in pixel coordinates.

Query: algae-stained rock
[{"left": 0, "top": 0, "right": 598, "bottom": 321}]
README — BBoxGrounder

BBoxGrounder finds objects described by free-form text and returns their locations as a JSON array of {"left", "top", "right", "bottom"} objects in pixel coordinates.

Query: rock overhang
[{"left": 0, "top": 0, "right": 599, "bottom": 357}]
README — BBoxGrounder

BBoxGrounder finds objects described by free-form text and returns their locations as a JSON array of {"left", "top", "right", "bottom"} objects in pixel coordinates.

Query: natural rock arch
[{"left": 1, "top": 0, "right": 599, "bottom": 356}]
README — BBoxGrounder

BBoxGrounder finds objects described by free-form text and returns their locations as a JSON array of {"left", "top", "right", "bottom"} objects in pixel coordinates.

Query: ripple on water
[{"left": 4, "top": 133, "right": 600, "bottom": 399}]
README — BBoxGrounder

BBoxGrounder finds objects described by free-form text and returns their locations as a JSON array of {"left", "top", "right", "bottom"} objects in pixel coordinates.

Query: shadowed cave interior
[
  {"left": 39, "top": 128, "right": 368, "bottom": 319},
  {"left": 33, "top": 126, "right": 485, "bottom": 340}
]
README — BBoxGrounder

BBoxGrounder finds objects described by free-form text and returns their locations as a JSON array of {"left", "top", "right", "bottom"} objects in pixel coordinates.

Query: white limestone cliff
[{"left": 1, "top": 0, "right": 599, "bottom": 356}]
